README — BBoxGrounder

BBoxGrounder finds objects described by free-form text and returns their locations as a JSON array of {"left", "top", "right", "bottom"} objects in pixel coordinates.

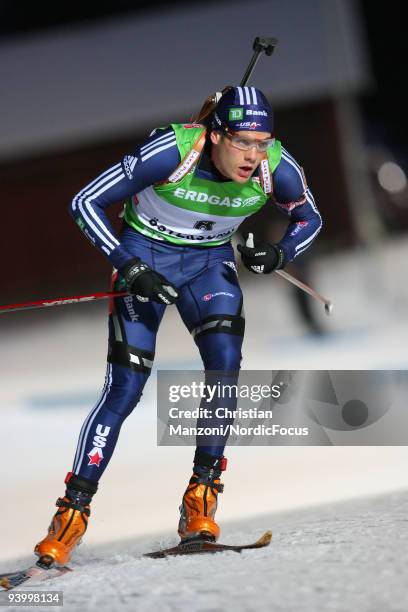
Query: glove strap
[
  {"left": 274, "top": 244, "right": 286, "bottom": 270},
  {"left": 122, "top": 257, "right": 150, "bottom": 284}
]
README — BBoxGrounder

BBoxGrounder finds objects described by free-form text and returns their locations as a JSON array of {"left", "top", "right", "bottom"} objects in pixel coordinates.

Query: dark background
[
  {"left": 1, "top": 1, "right": 402, "bottom": 141},
  {"left": 1, "top": 2, "right": 403, "bottom": 147}
]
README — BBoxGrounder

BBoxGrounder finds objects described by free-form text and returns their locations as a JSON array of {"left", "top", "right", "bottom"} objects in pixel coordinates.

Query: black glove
[
  {"left": 121, "top": 258, "right": 179, "bottom": 305},
  {"left": 237, "top": 241, "right": 286, "bottom": 274}
]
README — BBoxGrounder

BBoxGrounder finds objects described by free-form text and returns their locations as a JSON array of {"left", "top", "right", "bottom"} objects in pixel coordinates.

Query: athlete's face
[{"left": 210, "top": 130, "right": 272, "bottom": 183}]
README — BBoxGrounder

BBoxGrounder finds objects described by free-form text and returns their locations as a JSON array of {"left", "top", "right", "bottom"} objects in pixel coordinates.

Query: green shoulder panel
[
  {"left": 267, "top": 139, "right": 282, "bottom": 173},
  {"left": 169, "top": 123, "right": 206, "bottom": 158}
]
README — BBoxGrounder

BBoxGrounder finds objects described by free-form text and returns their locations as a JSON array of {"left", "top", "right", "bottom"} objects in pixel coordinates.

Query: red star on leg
[{"left": 87, "top": 449, "right": 103, "bottom": 466}]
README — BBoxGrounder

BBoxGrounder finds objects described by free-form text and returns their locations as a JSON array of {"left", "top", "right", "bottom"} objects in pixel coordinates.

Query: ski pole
[
  {"left": 0, "top": 290, "right": 128, "bottom": 315},
  {"left": 245, "top": 234, "right": 333, "bottom": 315}
]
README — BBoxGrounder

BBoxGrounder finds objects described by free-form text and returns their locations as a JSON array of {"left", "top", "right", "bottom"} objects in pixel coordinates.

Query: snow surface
[{"left": 0, "top": 490, "right": 407, "bottom": 612}]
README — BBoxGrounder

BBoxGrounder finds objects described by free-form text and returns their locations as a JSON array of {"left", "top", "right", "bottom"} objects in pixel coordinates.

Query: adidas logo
[
  {"left": 223, "top": 261, "right": 237, "bottom": 273},
  {"left": 251, "top": 265, "right": 264, "bottom": 274},
  {"left": 123, "top": 155, "right": 138, "bottom": 179}
]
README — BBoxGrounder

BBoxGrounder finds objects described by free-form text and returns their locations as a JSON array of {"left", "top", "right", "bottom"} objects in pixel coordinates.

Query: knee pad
[
  {"left": 190, "top": 314, "right": 245, "bottom": 342},
  {"left": 108, "top": 340, "right": 154, "bottom": 374},
  {"left": 192, "top": 314, "right": 244, "bottom": 371}
]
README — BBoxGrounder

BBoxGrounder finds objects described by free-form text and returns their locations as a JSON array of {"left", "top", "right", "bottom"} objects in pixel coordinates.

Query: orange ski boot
[
  {"left": 178, "top": 454, "right": 227, "bottom": 543},
  {"left": 34, "top": 473, "right": 98, "bottom": 567}
]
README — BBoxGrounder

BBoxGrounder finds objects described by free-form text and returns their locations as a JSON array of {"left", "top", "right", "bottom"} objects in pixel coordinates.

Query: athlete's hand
[
  {"left": 121, "top": 258, "right": 179, "bottom": 305},
  {"left": 237, "top": 240, "right": 286, "bottom": 274}
]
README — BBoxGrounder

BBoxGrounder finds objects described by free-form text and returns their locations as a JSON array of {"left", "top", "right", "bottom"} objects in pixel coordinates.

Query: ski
[
  {"left": 144, "top": 530, "right": 272, "bottom": 559},
  {"left": 0, "top": 563, "right": 71, "bottom": 591},
  {"left": 0, "top": 531, "right": 272, "bottom": 586}
]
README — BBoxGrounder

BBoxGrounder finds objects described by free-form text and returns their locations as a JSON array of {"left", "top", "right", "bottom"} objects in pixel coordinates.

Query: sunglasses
[{"left": 223, "top": 129, "right": 275, "bottom": 153}]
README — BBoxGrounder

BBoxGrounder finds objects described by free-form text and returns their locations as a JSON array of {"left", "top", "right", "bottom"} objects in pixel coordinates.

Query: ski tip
[
  {"left": 0, "top": 578, "right": 11, "bottom": 590},
  {"left": 255, "top": 531, "right": 272, "bottom": 546}
]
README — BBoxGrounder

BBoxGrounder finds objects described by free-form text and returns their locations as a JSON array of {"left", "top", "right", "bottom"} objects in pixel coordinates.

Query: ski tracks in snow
[{"left": 0, "top": 490, "right": 407, "bottom": 611}]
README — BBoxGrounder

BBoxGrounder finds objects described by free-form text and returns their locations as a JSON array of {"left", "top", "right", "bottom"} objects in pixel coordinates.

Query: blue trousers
[{"left": 72, "top": 227, "right": 245, "bottom": 481}]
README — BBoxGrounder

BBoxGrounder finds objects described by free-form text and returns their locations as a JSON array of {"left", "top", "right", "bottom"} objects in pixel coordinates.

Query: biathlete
[{"left": 34, "top": 86, "right": 322, "bottom": 566}]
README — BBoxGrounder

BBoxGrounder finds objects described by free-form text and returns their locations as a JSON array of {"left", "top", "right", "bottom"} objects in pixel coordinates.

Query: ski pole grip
[{"left": 246, "top": 233, "right": 255, "bottom": 248}]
